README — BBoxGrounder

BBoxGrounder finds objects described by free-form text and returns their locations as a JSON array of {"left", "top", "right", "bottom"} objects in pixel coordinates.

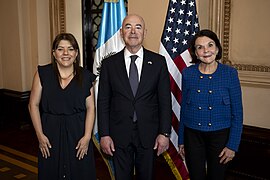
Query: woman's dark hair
[
  {"left": 51, "top": 33, "right": 83, "bottom": 86},
  {"left": 189, "top": 29, "right": 222, "bottom": 64}
]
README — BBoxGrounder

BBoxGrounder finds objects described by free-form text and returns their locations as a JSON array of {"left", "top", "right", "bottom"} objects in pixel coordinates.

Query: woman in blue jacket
[{"left": 178, "top": 29, "right": 243, "bottom": 180}]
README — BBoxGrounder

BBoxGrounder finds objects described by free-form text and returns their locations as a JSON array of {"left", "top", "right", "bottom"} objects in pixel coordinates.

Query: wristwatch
[{"left": 161, "top": 133, "right": 170, "bottom": 137}]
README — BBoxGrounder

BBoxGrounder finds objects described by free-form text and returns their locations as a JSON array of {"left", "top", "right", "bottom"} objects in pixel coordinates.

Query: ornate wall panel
[
  {"left": 208, "top": 0, "right": 270, "bottom": 87},
  {"left": 49, "top": 0, "right": 66, "bottom": 43}
]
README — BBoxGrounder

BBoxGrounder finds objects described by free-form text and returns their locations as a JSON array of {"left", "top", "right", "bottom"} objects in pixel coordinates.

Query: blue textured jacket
[{"left": 178, "top": 63, "right": 243, "bottom": 151}]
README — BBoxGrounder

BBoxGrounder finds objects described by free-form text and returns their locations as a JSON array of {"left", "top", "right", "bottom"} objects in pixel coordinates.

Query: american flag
[{"left": 159, "top": 0, "right": 200, "bottom": 179}]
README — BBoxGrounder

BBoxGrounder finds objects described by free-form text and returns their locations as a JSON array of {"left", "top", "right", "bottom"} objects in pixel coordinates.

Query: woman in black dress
[{"left": 28, "top": 33, "right": 96, "bottom": 180}]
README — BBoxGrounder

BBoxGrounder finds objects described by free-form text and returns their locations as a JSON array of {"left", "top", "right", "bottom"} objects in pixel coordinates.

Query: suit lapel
[
  {"left": 115, "top": 50, "right": 134, "bottom": 98},
  {"left": 136, "top": 49, "right": 153, "bottom": 98}
]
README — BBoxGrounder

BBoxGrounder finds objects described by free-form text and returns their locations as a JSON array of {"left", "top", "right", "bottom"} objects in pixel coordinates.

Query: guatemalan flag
[
  {"left": 159, "top": 0, "right": 200, "bottom": 179},
  {"left": 93, "top": 0, "right": 126, "bottom": 179},
  {"left": 93, "top": 0, "right": 126, "bottom": 75}
]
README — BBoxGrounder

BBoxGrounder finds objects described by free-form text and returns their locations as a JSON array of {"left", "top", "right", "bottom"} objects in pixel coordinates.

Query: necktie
[
  {"left": 129, "top": 55, "right": 139, "bottom": 96},
  {"left": 129, "top": 55, "right": 138, "bottom": 122}
]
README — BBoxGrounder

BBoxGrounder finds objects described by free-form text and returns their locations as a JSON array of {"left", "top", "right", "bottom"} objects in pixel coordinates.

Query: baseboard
[
  {"left": 0, "top": 89, "right": 30, "bottom": 100},
  {"left": 0, "top": 89, "right": 31, "bottom": 128},
  {"left": 228, "top": 125, "right": 270, "bottom": 180}
]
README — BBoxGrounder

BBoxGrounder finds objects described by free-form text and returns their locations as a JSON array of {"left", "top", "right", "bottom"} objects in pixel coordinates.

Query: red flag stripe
[
  {"left": 170, "top": 75, "right": 182, "bottom": 104},
  {"left": 171, "top": 112, "right": 179, "bottom": 134},
  {"left": 174, "top": 56, "right": 188, "bottom": 73},
  {"left": 167, "top": 141, "right": 189, "bottom": 179}
]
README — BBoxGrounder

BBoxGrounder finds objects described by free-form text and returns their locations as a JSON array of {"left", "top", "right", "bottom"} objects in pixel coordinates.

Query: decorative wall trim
[
  {"left": 222, "top": 0, "right": 231, "bottom": 65},
  {"left": 1, "top": 89, "right": 30, "bottom": 100},
  {"left": 49, "top": 0, "right": 66, "bottom": 42},
  {"left": 221, "top": 0, "right": 270, "bottom": 72},
  {"left": 208, "top": 0, "right": 223, "bottom": 38},
  {"left": 208, "top": 0, "right": 231, "bottom": 65},
  {"left": 238, "top": 70, "right": 270, "bottom": 88},
  {"left": 209, "top": 0, "right": 270, "bottom": 86},
  {"left": 234, "top": 64, "right": 270, "bottom": 72}
]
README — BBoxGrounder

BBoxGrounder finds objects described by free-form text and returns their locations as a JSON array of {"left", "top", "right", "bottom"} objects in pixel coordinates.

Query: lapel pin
[{"left": 148, "top": 61, "right": 152, "bottom": 65}]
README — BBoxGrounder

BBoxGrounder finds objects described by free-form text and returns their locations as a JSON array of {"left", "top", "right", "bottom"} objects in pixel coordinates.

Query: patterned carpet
[{"left": 0, "top": 145, "right": 37, "bottom": 180}]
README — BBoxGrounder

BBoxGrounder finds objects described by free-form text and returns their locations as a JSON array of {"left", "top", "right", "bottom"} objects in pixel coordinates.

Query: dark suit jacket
[{"left": 97, "top": 48, "right": 172, "bottom": 148}]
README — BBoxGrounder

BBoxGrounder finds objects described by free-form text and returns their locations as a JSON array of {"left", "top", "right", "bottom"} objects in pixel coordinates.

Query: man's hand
[
  {"left": 154, "top": 134, "right": 169, "bottom": 156},
  {"left": 100, "top": 136, "right": 115, "bottom": 156}
]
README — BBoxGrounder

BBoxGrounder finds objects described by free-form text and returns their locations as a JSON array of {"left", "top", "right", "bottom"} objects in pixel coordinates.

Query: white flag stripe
[
  {"left": 159, "top": 43, "right": 182, "bottom": 90},
  {"left": 170, "top": 127, "right": 179, "bottom": 152},
  {"left": 180, "top": 49, "right": 192, "bottom": 67},
  {"left": 93, "top": 30, "right": 124, "bottom": 75},
  {"left": 171, "top": 92, "right": 181, "bottom": 121},
  {"left": 93, "top": 78, "right": 100, "bottom": 135}
]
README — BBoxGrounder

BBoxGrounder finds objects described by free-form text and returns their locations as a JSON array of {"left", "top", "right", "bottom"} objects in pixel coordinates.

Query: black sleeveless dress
[{"left": 38, "top": 64, "right": 96, "bottom": 180}]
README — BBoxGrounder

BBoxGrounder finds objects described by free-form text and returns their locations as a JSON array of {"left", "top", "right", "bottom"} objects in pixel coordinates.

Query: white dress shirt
[{"left": 124, "top": 47, "right": 144, "bottom": 81}]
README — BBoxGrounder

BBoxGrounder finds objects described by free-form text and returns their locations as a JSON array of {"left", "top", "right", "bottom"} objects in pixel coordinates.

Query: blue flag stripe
[{"left": 97, "top": 0, "right": 126, "bottom": 48}]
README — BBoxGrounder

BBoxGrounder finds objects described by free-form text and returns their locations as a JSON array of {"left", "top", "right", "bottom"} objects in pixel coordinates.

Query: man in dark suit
[{"left": 97, "top": 14, "right": 172, "bottom": 180}]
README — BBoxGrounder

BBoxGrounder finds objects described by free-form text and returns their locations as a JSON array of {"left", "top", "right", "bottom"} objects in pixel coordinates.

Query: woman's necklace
[{"left": 60, "top": 71, "right": 74, "bottom": 80}]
